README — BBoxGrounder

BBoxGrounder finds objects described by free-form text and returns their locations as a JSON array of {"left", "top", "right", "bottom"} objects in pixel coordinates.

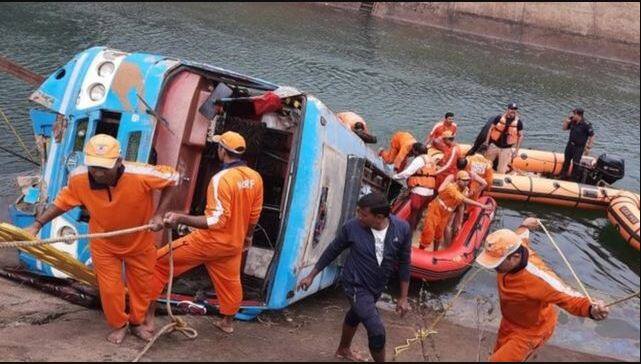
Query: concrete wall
[{"left": 318, "top": 2, "right": 640, "bottom": 64}]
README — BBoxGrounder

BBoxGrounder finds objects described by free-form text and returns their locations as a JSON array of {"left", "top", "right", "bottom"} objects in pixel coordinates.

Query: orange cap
[
  {"left": 212, "top": 131, "right": 246, "bottom": 154},
  {"left": 476, "top": 229, "right": 522, "bottom": 269},
  {"left": 441, "top": 130, "right": 455, "bottom": 139},
  {"left": 84, "top": 134, "right": 121, "bottom": 169},
  {"left": 456, "top": 170, "right": 470, "bottom": 181}
]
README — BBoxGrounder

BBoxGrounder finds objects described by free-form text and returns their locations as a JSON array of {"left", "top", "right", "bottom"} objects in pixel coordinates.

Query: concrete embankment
[{"left": 316, "top": 2, "right": 640, "bottom": 65}]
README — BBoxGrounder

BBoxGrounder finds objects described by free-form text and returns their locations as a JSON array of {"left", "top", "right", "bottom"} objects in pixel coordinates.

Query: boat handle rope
[
  {"left": 0, "top": 224, "right": 155, "bottom": 249},
  {"left": 393, "top": 267, "right": 483, "bottom": 358}
]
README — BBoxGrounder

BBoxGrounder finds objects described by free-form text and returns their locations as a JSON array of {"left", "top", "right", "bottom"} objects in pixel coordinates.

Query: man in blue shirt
[{"left": 298, "top": 192, "right": 412, "bottom": 362}]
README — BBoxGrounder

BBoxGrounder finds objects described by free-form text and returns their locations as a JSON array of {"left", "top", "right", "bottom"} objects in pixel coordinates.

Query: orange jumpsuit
[
  {"left": 490, "top": 232, "right": 592, "bottom": 362},
  {"left": 379, "top": 132, "right": 417, "bottom": 172},
  {"left": 54, "top": 163, "right": 179, "bottom": 328},
  {"left": 149, "top": 163, "right": 263, "bottom": 316},
  {"left": 434, "top": 143, "right": 460, "bottom": 188},
  {"left": 466, "top": 153, "right": 494, "bottom": 200},
  {"left": 419, "top": 182, "right": 466, "bottom": 248},
  {"left": 427, "top": 121, "right": 458, "bottom": 141}
]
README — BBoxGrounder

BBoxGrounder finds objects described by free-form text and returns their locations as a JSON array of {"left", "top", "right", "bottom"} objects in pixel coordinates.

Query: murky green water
[{"left": 0, "top": 3, "right": 639, "bottom": 360}]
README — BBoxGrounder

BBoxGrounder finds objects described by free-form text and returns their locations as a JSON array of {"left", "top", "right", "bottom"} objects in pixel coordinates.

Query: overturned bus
[{"left": 7, "top": 47, "right": 401, "bottom": 319}]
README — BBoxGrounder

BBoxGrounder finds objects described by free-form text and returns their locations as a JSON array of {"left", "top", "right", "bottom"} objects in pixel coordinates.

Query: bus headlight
[
  {"left": 97, "top": 61, "right": 115, "bottom": 77},
  {"left": 89, "top": 83, "right": 106, "bottom": 101},
  {"left": 58, "top": 226, "right": 77, "bottom": 245}
]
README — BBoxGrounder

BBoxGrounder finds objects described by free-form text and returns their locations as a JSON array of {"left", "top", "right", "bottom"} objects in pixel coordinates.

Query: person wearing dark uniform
[
  {"left": 559, "top": 108, "right": 595, "bottom": 180},
  {"left": 297, "top": 192, "right": 411, "bottom": 362}
]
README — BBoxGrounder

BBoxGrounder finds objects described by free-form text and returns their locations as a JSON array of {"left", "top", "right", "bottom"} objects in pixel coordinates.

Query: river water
[{"left": 0, "top": 3, "right": 639, "bottom": 360}]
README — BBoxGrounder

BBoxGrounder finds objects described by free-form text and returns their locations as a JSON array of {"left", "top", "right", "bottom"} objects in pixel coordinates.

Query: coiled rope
[
  {"left": 132, "top": 229, "right": 198, "bottom": 362},
  {"left": 0, "top": 223, "right": 198, "bottom": 360},
  {"left": 393, "top": 267, "right": 483, "bottom": 358}
]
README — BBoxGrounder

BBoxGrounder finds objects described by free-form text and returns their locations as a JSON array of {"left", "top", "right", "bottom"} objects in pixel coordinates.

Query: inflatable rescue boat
[
  {"left": 392, "top": 195, "right": 497, "bottom": 281},
  {"left": 456, "top": 144, "right": 639, "bottom": 250}
]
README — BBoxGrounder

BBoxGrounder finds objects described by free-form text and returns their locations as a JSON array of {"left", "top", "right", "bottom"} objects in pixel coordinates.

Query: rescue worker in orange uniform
[
  {"left": 434, "top": 165, "right": 488, "bottom": 243},
  {"left": 337, "top": 111, "right": 377, "bottom": 144},
  {"left": 419, "top": 171, "right": 493, "bottom": 251},
  {"left": 476, "top": 217, "right": 610, "bottom": 362},
  {"left": 24, "top": 134, "right": 180, "bottom": 344},
  {"left": 424, "top": 112, "right": 458, "bottom": 146},
  {"left": 378, "top": 131, "right": 420, "bottom": 172},
  {"left": 146, "top": 131, "right": 263, "bottom": 334},
  {"left": 484, "top": 102, "right": 524, "bottom": 174},
  {"left": 432, "top": 130, "right": 461, "bottom": 188},
  {"left": 457, "top": 144, "right": 494, "bottom": 201},
  {"left": 392, "top": 144, "right": 436, "bottom": 230}
]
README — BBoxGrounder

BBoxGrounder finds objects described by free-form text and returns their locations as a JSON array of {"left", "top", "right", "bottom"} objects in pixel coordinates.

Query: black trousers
[{"left": 560, "top": 142, "right": 585, "bottom": 180}]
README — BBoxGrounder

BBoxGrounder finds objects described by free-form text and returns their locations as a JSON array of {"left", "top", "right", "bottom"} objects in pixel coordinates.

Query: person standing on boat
[
  {"left": 378, "top": 131, "right": 420, "bottom": 172},
  {"left": 475, "top": 217, "right": 610, "bottom": 362},
  {"left": 297, "top": 192, "right": 411, "bottom": 363},
  {"left": 24, "top": 134, "right": 180, "bottom": 344},
  {"left": 559, "top": 108, "right": 595, "bottom": 181},
  {"left": 392, "top": 144, "right": 436, "bottom": 230},
  {"left": 484, "top": 102, "right": 524, "bottom": 174},
  {"left": 419, "top": 171, "right": 493, "bottom": 251},
  {"left": 430, "top": 168, "right": 489, "bottom": 244},
  {"left": 424, "top": 112, "right": 458, "bottom": 146},
  {"left": 146, "top": 131, "right": 263, "bottom": 335},
  {"left": 458, "top": 144, "right": 494, "bottom": 201},
  {"left": 432, "top": 130, "right": 461, "bottom": 188}
]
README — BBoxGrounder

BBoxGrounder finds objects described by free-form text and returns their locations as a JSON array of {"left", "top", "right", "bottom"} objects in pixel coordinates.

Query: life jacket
[
  {"left": 489, "top": 114, "right": 520, "bottom": 145},
  {"left": 407, "top": 154, "right": 437, "bottom": 189},
  {"left": 467, "top": 154, "right": 490, "bottom": 175}
]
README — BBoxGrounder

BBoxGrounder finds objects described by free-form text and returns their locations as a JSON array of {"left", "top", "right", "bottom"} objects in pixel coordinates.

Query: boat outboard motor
[{"left": 581, "top": 154, "right": 625, "bottom": 185}]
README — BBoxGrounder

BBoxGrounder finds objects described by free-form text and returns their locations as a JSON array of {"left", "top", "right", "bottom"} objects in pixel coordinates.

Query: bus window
[
  {"left": 95, "top": 110, "right": 121, "bottom": 137},
  {"left": 125, "top": 131, "right": 142, "bottom": 161},
  {"left": 73, "top": 118, "right": 89, "bottom": 152}
]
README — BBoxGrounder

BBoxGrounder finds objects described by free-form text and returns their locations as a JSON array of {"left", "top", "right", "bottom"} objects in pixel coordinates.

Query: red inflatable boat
[{"left": 393, "top": 195, "right": 497, "bottom": 281}]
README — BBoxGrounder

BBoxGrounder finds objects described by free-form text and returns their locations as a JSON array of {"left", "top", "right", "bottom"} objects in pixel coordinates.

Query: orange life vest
[
  {"left": 407, "top": 155, "right": 437, "bottom": 189},
  {"left": 490, "top": 115, "right": 520, "bottom": 145}
]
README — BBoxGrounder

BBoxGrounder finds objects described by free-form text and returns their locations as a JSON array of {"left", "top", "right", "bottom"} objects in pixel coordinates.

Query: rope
[
  {"left": 132, "top": 230, "right": 198, "bottom": 362},
  {"left": 537, "top": 219, "right": 593, "bottom": 303},
  {"left": 0, "top": 224, "right": 154, "bottom": 249},
  {"left": 393, "top": 268, "right": 483, "bottom": 358},
  {"left": 605, "top": 291, "right": 640, "bottom": 308},
  {"left": 0, "top": 105, "right": 37, "bottom": 162}
]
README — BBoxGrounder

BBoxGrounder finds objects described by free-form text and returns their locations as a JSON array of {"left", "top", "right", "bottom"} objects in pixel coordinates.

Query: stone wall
[{"left": 317, "top": 2, "right": 640, "bottom": 64}]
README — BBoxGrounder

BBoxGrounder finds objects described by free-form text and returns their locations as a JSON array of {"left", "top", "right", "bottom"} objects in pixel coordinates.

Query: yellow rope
[
  {"left": 605, "top": 291, "right": 640, "bottom": 308},
  {"left": 0, "top": 105, "right": 37, "bottom": 162},
  {"left": 393, "top": 268, "right": 483, "bottom": 358},
  {"left": 0, "top": 224, "right": 153, "bottom": 249},
  {"left": 537, "top": 219, "right": 593, "bottom": 303},
  {"left": 132, "top": 230, "right": 198, "bottom": 362}
]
